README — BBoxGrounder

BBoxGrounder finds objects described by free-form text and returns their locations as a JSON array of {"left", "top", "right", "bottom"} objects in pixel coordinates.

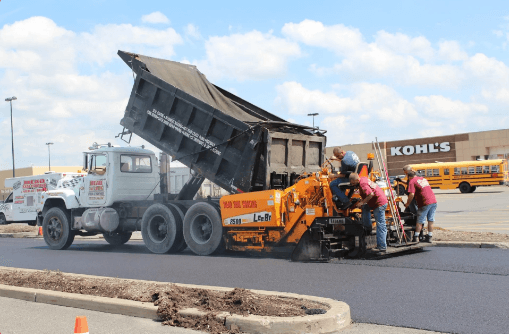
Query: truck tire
[
  {"left": 183, "top": 202, "right": 224, "bottom": 256},
  {"left": 459, "top": 182, "right": 471, "bottom": 193},
  {"left": 169, "top": 203, "right": 188, "bottom": 252},
  {"left": 0, "top": 213, "right": 6, "bottom": 225},
  {"left": 141, "top": 203, "right": 183, "bottom": 254},
  {"left": 103, "top": 232, "right": 132, "bottom": 245},
  {"left": 42, "top": 207, "right": 75, "bottom": 250}
]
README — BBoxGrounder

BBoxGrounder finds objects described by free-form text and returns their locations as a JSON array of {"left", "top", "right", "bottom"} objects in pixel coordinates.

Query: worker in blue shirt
[{"left": 329, "top": 147, "right": 360, "bottom": 209}]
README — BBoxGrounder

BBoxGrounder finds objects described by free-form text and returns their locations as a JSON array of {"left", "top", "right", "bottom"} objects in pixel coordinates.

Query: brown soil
[
  {"left": 0, "top": 268, "right": 327, "bottom": 334},
  {"left": 432, "top": 226, "right": 509, "bottom": 242},
  {"left": 0, "top": 224, "right": 37, "bottom": 233}
]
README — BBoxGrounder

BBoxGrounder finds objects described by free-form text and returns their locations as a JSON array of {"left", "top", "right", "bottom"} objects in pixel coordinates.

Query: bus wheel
[
  {"left": 141, "top": 203, "right": 183, "bottom": 254},
  {"left": 183, "top": 202, "right": 224, "bottom": 256},
  {"left": 470, "top": 186, "right": 477, "bottom": 193},
  {"left": 42, "top": 207, "right": 75, "bottom": 250},
  {"left": 459, "top": 182, "right": 471, "bottom": 193}
]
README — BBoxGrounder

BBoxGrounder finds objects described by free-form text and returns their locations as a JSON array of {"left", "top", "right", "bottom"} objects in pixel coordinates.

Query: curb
[
  {"left": 0, "top": 267, "right": 351, "bottom": 334},
  {"left": 433, "top": 241, "right": 509, "bottom": 249}
]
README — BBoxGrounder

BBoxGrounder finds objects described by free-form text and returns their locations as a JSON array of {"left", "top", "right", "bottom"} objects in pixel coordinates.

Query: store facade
[{"left": 326, "top": 128, "right": 509, "bottom": 176}]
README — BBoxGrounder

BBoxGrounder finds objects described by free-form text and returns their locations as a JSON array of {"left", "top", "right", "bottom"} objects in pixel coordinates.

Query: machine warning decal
[
  {"left": 267, "top": 200, "right": 274, "bottom": 206},
  {"left": 306, "top": 208, "right": 315, "bottom": 215},
  {"left": 275, "top": 192, "right": 281, "bottom": 203},
  {"left": 224, "top": 211, "right": 273, "bottom": 225},
  {"left": 223, "top": 200, "right": 257, "bottom": 209}
]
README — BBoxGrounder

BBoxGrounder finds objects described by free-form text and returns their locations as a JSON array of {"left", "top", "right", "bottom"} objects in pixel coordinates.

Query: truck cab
[{"left": 40, "top": 145, "right": 161, "bottom": 250}]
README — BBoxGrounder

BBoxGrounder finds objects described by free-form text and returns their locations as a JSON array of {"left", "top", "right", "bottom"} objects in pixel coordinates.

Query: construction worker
[
  {"left": 404, "top": 170, "right": 437, "bottom": 243},
  {"left": 329, "top": 147, "right": 360, "bottom": 208},
  {"left": 349, "top": 173, "right": 388, "bottom": 251}
]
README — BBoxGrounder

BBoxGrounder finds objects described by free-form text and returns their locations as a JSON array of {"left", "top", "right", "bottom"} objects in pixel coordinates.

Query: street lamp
[
  {"left": 307, "top": 113, "right": 319, "bottom": 129},
  {"left": 5, "top": 96, "right": 17, "bottom": 177},
  {"left": 46, "top": 143, "right": 54, "bottom": 171}
]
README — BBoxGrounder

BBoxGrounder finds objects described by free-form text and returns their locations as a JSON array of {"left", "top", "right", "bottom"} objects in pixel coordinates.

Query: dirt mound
[
  {"left": 0, "top": 224, "right": 37, "bottom": 233},
  {"left": 0, "top": 269, "right": 327, "bottom": 334},
  {"left": 433, "top": 228, "right": 509, "bottom": 242}
]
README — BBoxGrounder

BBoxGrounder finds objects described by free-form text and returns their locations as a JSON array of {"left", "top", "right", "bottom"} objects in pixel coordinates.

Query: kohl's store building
[{"left": 325, "top": 128, "right": 509, "bottom": 176}]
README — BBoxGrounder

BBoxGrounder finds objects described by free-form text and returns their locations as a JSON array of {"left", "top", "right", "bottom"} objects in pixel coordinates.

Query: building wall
[
  {"left": 326, "top": 128, "right": 509, "bottom": 177},
  {"left": 0, "top": 166, "right": 82, "bottom": 200}
]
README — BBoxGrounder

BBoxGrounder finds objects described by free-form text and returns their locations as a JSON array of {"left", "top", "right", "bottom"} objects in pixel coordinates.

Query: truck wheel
[
  {"left": 42, "top": 207, "right": 75, "bottom": 250},
  {"left": 183, "top": 202, "right": 224, "bottom": 256},
  {"left": 0, "top": 213, "right": 6, "bottom": 225},
  {"left": 459, "top": 182, "right": 471, "bottom": 193},
  {"left": 169, "top": 203, "right": 188, "bottom": 252},
  {"left": 103, "top": 232, "right": 132, "bottom": 245},
  {"left": 141, "top": 203, "right": 183, "bottom": 254}
]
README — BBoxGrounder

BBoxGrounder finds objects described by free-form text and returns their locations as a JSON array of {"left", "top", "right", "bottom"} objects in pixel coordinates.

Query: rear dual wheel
[
  {"left": 183, "top": 202, "right": 224, "bottom": 256},
  {"left": 141, "top": 203, "right": 186, "bottom": 254}
]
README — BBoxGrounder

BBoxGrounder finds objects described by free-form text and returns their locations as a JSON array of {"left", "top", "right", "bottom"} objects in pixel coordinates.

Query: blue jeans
[
  {"left": 330, "top": 177, "right": 350, "bottom": 203},
  {"left": 373, "top": 203, "right": 388, "bottom": 250}
]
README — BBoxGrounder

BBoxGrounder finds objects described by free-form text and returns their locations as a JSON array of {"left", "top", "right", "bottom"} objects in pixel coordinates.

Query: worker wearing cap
[
  {"left": 329, "top": 147, "right": 360, "bottom": 208},
  {"left": 349, "top": 173, "right": 388, "bottom": 251},
  {"left": 404, "top": 170, "right": 437, "bottom": 243}
]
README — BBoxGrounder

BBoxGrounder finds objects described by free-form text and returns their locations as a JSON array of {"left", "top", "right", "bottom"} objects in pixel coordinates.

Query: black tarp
[{"left": 118, "top": 51, "right": 286, "bottom": 124}]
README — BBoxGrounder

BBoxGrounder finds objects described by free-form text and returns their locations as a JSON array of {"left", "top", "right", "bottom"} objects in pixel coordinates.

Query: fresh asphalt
[{"left": 0, "top": 238, "right": 507, "bottom": 334}]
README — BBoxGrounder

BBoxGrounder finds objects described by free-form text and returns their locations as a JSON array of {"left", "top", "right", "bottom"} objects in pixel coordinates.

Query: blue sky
[{"left": 1, "top": 0, "right": 509, "bottom": 169}]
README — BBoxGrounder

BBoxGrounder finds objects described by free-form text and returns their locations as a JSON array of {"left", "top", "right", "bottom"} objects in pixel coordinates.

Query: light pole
[
  {"left": 5, "top": 97, "right": 17, "bottom": 177},
  {"left": 307, "top": 113, "right": 319, "bottom": 129},
  {"left": 46, "top": 143, "right": 54, "bottom": 171}
]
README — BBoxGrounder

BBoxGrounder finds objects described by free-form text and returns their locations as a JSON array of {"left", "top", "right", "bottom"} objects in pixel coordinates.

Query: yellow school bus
[{"left": 399, "top": 159, "right": 509, "bottom": 193}]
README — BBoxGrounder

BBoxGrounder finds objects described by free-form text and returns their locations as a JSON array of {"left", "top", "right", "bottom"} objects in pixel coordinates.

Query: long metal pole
[
  {"left": 375, "top": 138, "right": 407, "bottom": 242},
  {"left": 48, "top": 145, "right": 51, "bottom": 171},
  {"left": 10, "top": 100, "right": 15, "bottom": 177}
]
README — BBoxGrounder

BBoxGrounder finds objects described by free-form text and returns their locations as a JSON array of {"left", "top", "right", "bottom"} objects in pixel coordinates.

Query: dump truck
[{"left": 37, "top": 51, "right": 421, "bottom": 260}]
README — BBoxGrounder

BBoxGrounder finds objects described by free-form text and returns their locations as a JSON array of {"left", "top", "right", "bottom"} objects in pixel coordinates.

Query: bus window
[
  {"left": 468, "top": 167, "right": 475, "bottom": 174},
  {"left": 433, "top": 169, "right": 440, "bottom": 176},
  {"left": 454, "top": 168, "right": 460, "bottom": 175},
  {"left": 491, "top": 165, "right": 500, "bottom": 173},
  {"left": 427, "top": 169, "right": 433, "bottom": 177},
  {"left": 476, "top": 166, "right": 482, "bottom": 174},
  {"left": 461, "top": 167, "right": 468, "bottom": 175},
  {"left": 417, "top": 170, "right": 425, "bottom": 176},
  {"left": 483, "top": 166, "right": 490, "bottom": 173},
  {"left": 444, "top": 168, "right": 450, "bottom": 175}
]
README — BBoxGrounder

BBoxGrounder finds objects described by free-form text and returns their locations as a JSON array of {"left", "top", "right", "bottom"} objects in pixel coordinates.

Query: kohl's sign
[{"left": 390, "top": 142, "right": 451, "bottom": 156}]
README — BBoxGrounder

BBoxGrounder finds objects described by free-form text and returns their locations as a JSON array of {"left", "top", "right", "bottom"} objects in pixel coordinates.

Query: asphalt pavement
[{"left": 0, "top": 238, "right": 507, "bottom": 334}]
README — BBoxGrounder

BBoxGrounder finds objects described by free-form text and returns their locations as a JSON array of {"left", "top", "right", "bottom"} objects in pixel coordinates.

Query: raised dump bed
[{"left": 118, "top": 51, "right": 326, "bottom": 195}]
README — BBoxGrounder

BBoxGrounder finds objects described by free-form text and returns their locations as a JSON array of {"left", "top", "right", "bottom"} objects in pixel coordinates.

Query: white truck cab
[{"left": 40, "top": 145, "right": 160, "bottom": 249}]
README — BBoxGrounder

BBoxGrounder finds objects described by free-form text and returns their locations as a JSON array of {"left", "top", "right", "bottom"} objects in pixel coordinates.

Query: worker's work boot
[
  {"left": 425, "top": 235, "right": 433, "bottom": 243},
  {"left": 412, "top": 235, "right": 420, "bottom": 243}
]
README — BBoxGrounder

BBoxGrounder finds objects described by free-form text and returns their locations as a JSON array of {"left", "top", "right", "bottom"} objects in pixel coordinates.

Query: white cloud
[
  {"left": 196, "top": 30, "right": 301, "bottom": 81},
  {"left": 438, "top": 40, "right": 468, "bottom": 61},
  {"left": 184, "top": 23, "right": 201, "bottom": 39},
  {"left": 414, "top": 95, "right": 488, "bottom": 119},
  {"left": 141, "top": 12, "right": 170, "bottom": 24}
]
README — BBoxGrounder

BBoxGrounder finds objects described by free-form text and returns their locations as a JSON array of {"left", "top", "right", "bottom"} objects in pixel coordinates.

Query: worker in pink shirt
[
  {"left": 349, "top": 173, "right": 388, "bottom": 251},
  {"left": 404, "top": 170, "right": 437, "bottom": 243}
]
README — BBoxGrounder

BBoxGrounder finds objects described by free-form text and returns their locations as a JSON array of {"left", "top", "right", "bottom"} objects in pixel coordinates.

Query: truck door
[
  {"left": 3, "top": 193, "right": 13, "bottom": 221},
  {"left": 84, "top": 153, "right": 108, "bottom": 206}
]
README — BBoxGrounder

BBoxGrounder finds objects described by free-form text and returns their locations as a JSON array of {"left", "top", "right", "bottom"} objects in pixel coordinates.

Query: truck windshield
[
  {"left": 5, "top": 193, "right": 12, "bottom": 203},
  {"left": 120, "top": 155, "right": 152, "bottom": 173}
]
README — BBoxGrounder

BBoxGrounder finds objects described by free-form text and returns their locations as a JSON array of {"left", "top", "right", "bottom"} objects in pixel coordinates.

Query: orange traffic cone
[
  {"left": 74, "top": 316, "right": 89, "bottom": 334},
  {"left": 38, "top": 226, "right": 43, "bottom": 236}
]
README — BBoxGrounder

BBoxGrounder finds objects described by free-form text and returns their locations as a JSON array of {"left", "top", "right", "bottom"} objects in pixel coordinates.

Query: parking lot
[{"left": 430, "top": 185, "right": 509, "bottom": 234}]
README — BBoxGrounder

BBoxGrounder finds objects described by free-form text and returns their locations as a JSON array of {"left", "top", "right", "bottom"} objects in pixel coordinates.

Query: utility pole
[
  {"left": 46, "top": 143, "right": 54, "bottom": 171},
  {"left": 307, "top": 113, "right": 319, "bottom": 129},
  {"left": 5, "top": 96, "right": 17, "bottom": 177}
]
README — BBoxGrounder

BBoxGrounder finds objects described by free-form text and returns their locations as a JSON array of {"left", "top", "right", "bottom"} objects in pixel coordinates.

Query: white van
[{"left": 0, "top": 172, "right": 83, "bottom": 225}]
